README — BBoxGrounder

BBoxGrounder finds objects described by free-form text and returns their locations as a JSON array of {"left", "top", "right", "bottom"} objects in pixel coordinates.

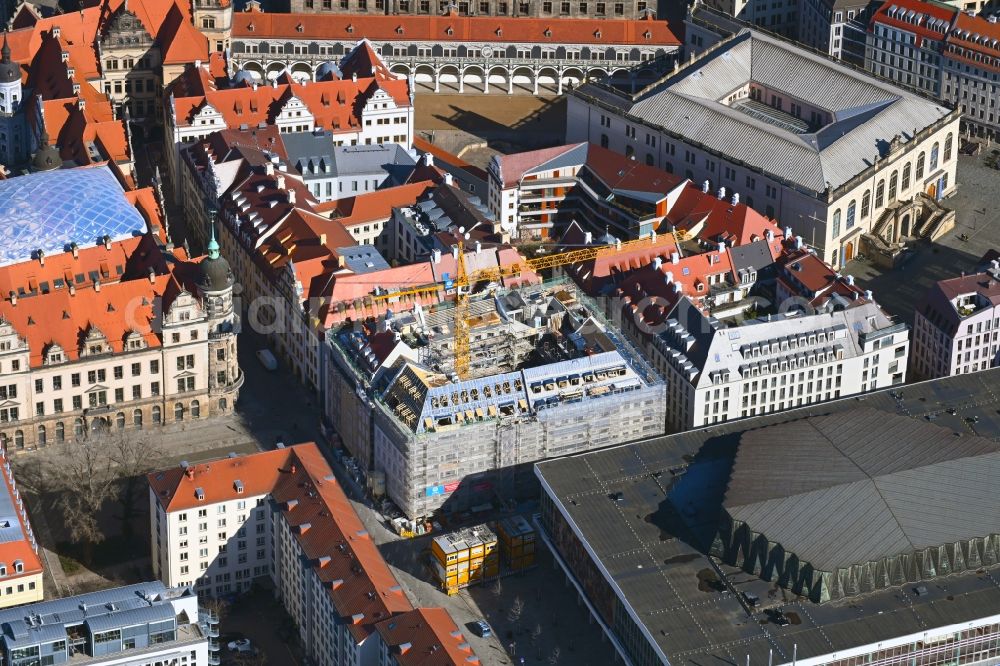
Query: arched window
[
  {"left": 944, "top": 133, "right": 953, "bottom": 162},
  {"left": 133, "top": 409, "right": 143, "bottom": 428},
  {"left": 832, "top": 209, "right": 842, "bottom": 238},
  {"left": 13, "top": 560, "right": 23, "bottom": 573},
  {"left": 916, "top": 152, "right": 925, "bottom": 179},
  {"left": 218, "top": 398, "right": 227, "bottom": 412},
  {"left": 930, "top": 142, "right": 939, "bottom": 170},
  {"left": 664, "top": 162, "right": 674, "bottom": 174},
  {"left": 174, "top": 403, "right": 185, "bottom": 421},
  {"left": 888, "top": 170, "right": 898, "bottom": 202},
  {"left": 625, "top": 145, "right": 634, "bottom": 158},
  {"left": 14, "top": 431, "right": 23, "bottom": 450},
  {"left": 152, "top": 406, "right": 162, "bottom": 424},
  {"left": 902, "top": 163, "right": 911, "bottom": 191},
  {"left": 846, "top": 200, "right": 856, "bottom": 229},
  {"left": 37, "top": 426, "right": 46, "bottom": 448},
  {"left": 55, "top": 422, "right": 65, "bottom": 442},
  {"left": 861, "top": 190, "right": 871, "bottom": 219},
  {"left": 645, "top": 153, "right": 654, "bottom": 166},
  {"left": 0, "top": 563, "right": 7, "bottom": 576},
  {"left": 875, "top": 179, "right": 885, "bottom": 208},
  {"left": 73, "top": 418, "right": 84, "bottom": 438},
  {"left": 116, "top": 412, "right": 126, "bottom": 430},
  {"left": 192, "top": 401, "right": 201, "bottom": 419}
]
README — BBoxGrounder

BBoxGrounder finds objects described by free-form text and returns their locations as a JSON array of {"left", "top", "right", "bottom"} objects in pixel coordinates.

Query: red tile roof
[
  {"left": 0, "top": 454, "right": 44, "bottom": 580},
  {"left": 322, "top": 180, "right": 436, "bottom": 227},
  {"left": 172, "top": 74, "right": 410, "bottom": 133},
  {"left": 493, "top": 143, "right": 584, "bottom": 189},
  {"left": 233, "top": 10, "right": 681, "bottom": 46},
  {"left": 148, "top": 444, "right": 414, "bottom": 642},
  {"left": 412, "top": 137, "right": 488, "bottom": 182},
  {"left": 871, "top": 0, "right": 955, "bottom": 48},
  {"left": 375, "top": 607, "right": 481, "bottom": 666}
]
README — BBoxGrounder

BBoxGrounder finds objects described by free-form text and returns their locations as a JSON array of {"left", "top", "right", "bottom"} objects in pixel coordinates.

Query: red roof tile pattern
[
  {"left": 375, "top": 607, "right": 481, "bottom": 666},
  {"left": 148, "top": 444, "right": 414, "bottom": 642},
  {"left": 172, "top": 71, "right": 409, "bottom": 133},
  {"left": 233, "top": 10, "right": 681, "bottom": 46},
  {"left": 0, "top": 454, "right": 44, "bottom": 581},
  {"left": 871, "top": 0, "right": 956, "bottom": 48}
]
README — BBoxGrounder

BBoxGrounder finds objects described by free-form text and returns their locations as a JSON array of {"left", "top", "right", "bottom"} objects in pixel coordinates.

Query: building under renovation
[{"left": 324, "top": 280, "right": 665, "bottom": 519}]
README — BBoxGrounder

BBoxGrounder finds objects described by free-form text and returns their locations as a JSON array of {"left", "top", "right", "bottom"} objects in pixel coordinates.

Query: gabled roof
[
  {"left": 148, "top": 444, "right": 414, "bottom": 642},
  {"left": 374, "top": 608, "right": 481, "bottom": 665}
]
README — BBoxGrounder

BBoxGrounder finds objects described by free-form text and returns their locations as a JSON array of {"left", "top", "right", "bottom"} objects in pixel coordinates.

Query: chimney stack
[
  {"left": 432, "top": 248, "right": 441, "bottom": 264},
  {"left": 94, "top": 279, "right": 101, "bottom": 292},
  {"left": 288, "top": 189, "right": 296, "bottom": 205},
  {"left": 71, "top": 243, "right": 79, "bottom": 258},
  {"left": 474, "top": 240, "right": 481, "bottom": 254},
  {"left": 8, "top": 291, "right": 16, "bottom": 306},
  {"left": 103, "top": 235, "right": 111, "bottom": 250},
  {"left": 583, "top": 231, "right": 593, "bottom": 244},
  {"left": 717, "top": 186, "right": 726, "bottom": 200},
  {"left": 702, "top": 180, "right": 710, "bottom": 193},
  {"left": 443, "top": 172, "right": 454, "bottom": 186},
  {"left": 731, "top": 192, "right": 740, "bottom": 205},
  {"left": 36, "top": 249, "right": 44, "bottom": 266},
  {"left": 451, "top": 245, "right": 459, "bottom": 260}
]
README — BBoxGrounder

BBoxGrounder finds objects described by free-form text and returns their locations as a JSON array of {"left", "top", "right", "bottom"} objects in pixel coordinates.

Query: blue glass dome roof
[{"left": 0, "top": 166, "right": 147, "bottom": 266}]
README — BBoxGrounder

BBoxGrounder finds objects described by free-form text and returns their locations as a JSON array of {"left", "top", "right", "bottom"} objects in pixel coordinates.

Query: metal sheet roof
[
  {"left": 536, "top": 368, "right": 1000, "bottom": 665},
  {"left": 584, "top": 29, "right": 953, "bottom": 193},
  {"left": 84, "top": 602, "right": 174, "bottom": 634}
]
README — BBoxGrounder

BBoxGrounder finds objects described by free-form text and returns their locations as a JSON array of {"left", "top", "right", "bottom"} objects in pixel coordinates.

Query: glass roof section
[{"left": 0, "top": 166, "right": 148, "bottom": 267}]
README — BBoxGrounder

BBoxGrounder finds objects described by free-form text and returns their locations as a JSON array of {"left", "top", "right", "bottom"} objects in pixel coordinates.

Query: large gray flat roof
[
  {"left": 536, "top": 368, "right": 1000, "bottom": 665},
  {"left": 573, "top": 29, "right": 954, "bottom": 194}
]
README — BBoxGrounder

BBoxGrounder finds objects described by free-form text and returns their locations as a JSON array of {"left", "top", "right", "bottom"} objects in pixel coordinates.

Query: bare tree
[
  {"left": 507, "top": 595, "right": 525, "bottom": 625},
  {"left": 491, "top": 577, "right": 503, "bottom": 600},
  {"left": 47, "top": 435, "right": 119, "bottom": 563},
  {"left": 531, "top": 623, "right": 542, "bottom": 646},
  {"left": 107, "top": 431, "right": 158, "bottom": 540},
  {"left": 548, "top": 646, "right": 561, "bottom": 665}
]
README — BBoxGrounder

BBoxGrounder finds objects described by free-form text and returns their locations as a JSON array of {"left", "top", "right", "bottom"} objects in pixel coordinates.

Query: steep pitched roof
[
  {"left": 374, "top": 608, "right": 481, "bottom": 666},
  {"left": 148, "top": 444, "right": 414, "bottom": 642}
]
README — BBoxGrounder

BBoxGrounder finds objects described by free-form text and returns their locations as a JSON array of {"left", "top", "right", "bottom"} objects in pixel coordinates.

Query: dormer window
[
  {"left": 296, "top": 23, "right": 304, "bottom": 32},
  {"left": 496, "top": 27, "right": 502, "bottom": 36},
  {"left": 346, "top": 24, "right": 354, "bottom": 33},
  {"left": 396, "top": 25, "right": 404, "bottom": 34},
  {"left": 446, "top": 26, "right": 453, "bottom": 35},
  {"left": 13, "top": 561, "right": 22, "bottom": 574},
  {"left": 644, "top": 30, "right": 651, "bottom": 39},
  {"left": 594, "top": 29, "right": 602, "bottom": 39},
  {"left": 544, "top": 28, "right": 551, "bottom": 37},
  {"left": 0, "top": 564, "right": 6, "bottom": 577},
  {"left": 247, "top": 22, "right": 254, "bottom": 31}
]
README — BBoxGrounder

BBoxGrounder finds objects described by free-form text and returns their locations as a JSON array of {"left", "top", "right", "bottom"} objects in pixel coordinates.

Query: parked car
[
  {"left": 227, "top": 639, "right": 254, "bottom": 653},
  {"left": 469, "top": 620, "right": 492, "bottom": 638},
  {"left": 256, "top": 348, "right": 278, "bottom": 371}
]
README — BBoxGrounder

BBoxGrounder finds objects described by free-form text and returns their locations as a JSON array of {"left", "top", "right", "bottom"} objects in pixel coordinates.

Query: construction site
[{"left": 324, "top": 278, "right": 666, "bottom": 520}]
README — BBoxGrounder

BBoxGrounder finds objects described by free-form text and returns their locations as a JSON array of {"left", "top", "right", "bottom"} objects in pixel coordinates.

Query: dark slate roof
[
  {"left": 726, "top": 408, "right": 1000, "bottom": 570},
  {"left": 337, "top": 244, "right": 390, "bottom": 274},
  {"left": 728, "top": 239, "right": 776, "bottom": 274},
  {"left": 536, "top": 368, "right": 1000, "bottom": 665}
]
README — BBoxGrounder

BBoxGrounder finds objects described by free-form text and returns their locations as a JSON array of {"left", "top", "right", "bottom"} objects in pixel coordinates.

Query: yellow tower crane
[{"left": 372, "top": 234, "right": 665, "bottom": 378}]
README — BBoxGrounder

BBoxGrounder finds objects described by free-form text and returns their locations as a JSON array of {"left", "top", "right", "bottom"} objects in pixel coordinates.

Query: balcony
[{"left": 208, "top": 652, "right": 221, "bottom": 666}]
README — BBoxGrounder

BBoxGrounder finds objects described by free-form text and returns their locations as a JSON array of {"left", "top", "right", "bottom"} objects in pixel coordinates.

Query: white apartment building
[
  {"left": 911, "top": 258, "right": 1000, "bottom": 378},
  {"left": 640, "top": 298, "right": 908, "bottom": 431},
  {"left": 149, "top": 444, "right": 415, "bottom": 666},
  {"left": 568, "top": 27, "right": 961, "bottom": 268}
]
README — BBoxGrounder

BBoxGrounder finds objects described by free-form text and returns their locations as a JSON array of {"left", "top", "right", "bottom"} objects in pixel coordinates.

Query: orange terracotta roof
[
  {"left": 0, "top": 268, "right": 173, "bottom": 367},
  {"left": 173, "top": 75, "right": 409, "bottom": 133},
  {"left": 324, "top": 180, "right": 435, "bottom": 226},
  {"left": 413, "top": 137, "right": 488, "bottom": 182},
  {"left": 0, "top": 459, "right": 44, "bottom": 580},
  {"left": 375, "top": 607, "right": 480, "bottom": 666},
  {"left": 148, "top": 444, "right": 414, "bottom": 642},
  {"left": 234, "top": 11, "right": 681, "bottom": 46}
]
